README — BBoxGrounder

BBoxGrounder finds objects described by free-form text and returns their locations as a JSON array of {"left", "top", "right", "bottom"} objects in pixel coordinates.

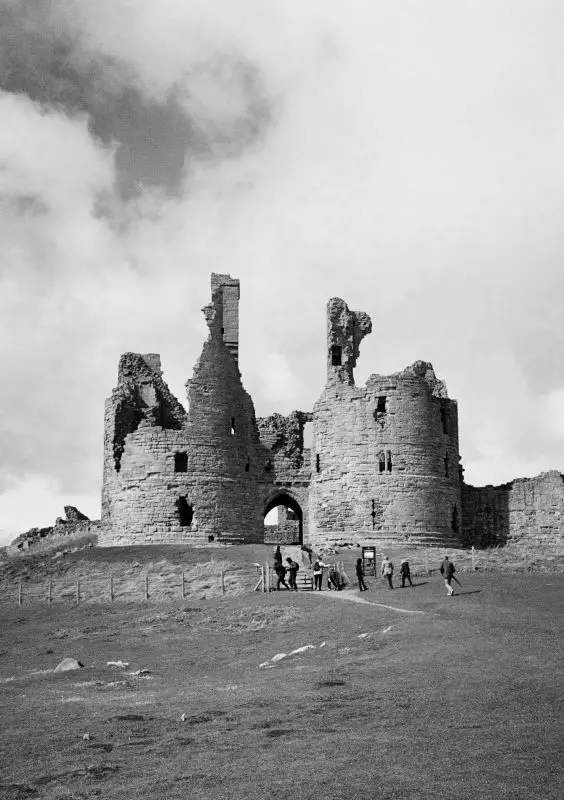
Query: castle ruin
[{"left": 100, "top": 274, "right": 564, "bottom": 549}]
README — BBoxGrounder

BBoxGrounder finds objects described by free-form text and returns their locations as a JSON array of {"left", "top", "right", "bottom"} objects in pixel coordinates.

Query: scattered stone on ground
[{"left": 54, "top": 658, "right": 84, "bottom": 673}]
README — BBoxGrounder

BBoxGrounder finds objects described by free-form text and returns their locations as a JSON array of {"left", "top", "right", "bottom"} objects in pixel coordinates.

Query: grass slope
[{"left": 1, "top": 571, "right": 563, "bottom": 800}]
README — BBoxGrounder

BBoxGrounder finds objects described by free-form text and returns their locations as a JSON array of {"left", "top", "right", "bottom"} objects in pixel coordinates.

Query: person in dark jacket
[
  {"left": 399, "top": 559, "right": 413, "bottom": 588},
  {"left": 286, "top": 558, "right": 299, "bottom": 591},
  {"left": 440, "top": 556, "right": 456, "bottom": 596},
  {"left": 274, "top": 560, "right": 290, "bottom": 591},
  {"left": 355, "top": 558, "right": 368, "bottom": 591}
]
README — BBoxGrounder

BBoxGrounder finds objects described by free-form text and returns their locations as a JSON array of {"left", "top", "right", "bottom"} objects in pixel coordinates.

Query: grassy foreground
[{"left": 1, "top": 569, "right": 562, "bottom": 800}]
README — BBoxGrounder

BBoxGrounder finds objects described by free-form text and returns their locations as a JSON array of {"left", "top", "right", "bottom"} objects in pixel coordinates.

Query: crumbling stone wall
[
  {"left": 99, "top": 274, "right": 562, "bottom": 551},
  {"left": 308, "top": 299, "right": 463, "bottom": 548},
  {"left": 9, "top": 506, "right": 100, "bottom": 554},
  {"left": 462, "top": 471, "right": 564, "bottom": 547}
]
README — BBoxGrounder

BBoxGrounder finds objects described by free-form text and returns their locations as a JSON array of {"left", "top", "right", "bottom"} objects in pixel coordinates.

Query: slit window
[
  {"left": 331, "top": 345, "right": 342, "bottom": 366},
  {"left": 379, "top": 452, "right": 385, "bottom": 473},
  {"left": 174, "top": 452, "right": 188, "bottom": 473},
  {"left": 441, "top": 407, "right": 448, "bottom": 434},
  {"left": 377, "top": 396, "right": 387, "bottom": 413},
  {"left": 177, "top": 496, "right": 194, "bottom": 527},
  {"left": 386, "top": 450, "right": 393, "bottom": 472},
  {"left": 316, "top": 454, "right": 320, "bottom": 473},
  {"left": 245, "top": 459, "right": 250, "bottom": 472},
  {"left": 231, "top": 417, "right": 236, "bottom": 435},
  {"left": 444, "top": 452, "right": 450, "bottom": 477}
]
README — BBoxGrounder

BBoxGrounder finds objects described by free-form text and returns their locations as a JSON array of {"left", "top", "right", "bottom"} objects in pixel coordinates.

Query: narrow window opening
[
  {"left": 174, "top": 452, "right": 188, "bottom": 473},
  {"left": 221, "top": 327, "right": 225, "bottom": 334},
  {"left": 386, "top": 450, "right": 393, "bottom": 472},
  {"left": 444, "top": 452, "right": 450, "bottom": 477},
  {"left": 377, "top": 396, "right": 387, "bottom": 413},
  {"left": 379, "top": 451, "right": 386, "bottom": 473},
  {"left": 231, "top": 417, "right": 236, "bottom": 435},
  {"left": 177, "top": 496, "right": 194, "bottom": 527},
  {"left": 371, "top": 498, "right": 376, "bottom": 529},
  {"left": 245, "top": 458, "right": 250, "bottom": 472},
  {"left": 265, "top": 459, "right": 272, "bottom": 473},
  {"left": 316, "top": 454, "right": 320, "bottom": 473},
  {"left": 331, "top": 345, "right": 342, "bottom": 366},
  {"left": 441, "top": 407, "right": 448, "bottom": 434},
  {"left": 451, "top": 504, "right": 460, "bottom": 533}
]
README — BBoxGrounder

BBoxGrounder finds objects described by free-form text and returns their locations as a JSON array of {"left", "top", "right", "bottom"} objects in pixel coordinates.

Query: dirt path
[{"left": 307, "top": 588, "right": 425, "bottom": 614}]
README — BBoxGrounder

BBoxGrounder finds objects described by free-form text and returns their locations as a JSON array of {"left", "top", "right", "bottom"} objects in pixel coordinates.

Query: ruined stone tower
[
  {"left": 100, "top": 273, "right": 564, "bottom": 549},
  {"left": 310, "top": 298, "right": 462, "bottom": 546}
]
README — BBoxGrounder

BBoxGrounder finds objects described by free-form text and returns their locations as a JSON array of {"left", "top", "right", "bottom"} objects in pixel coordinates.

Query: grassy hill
[{"left": 1, "top": 568, "right": 562, "bottom": 799}]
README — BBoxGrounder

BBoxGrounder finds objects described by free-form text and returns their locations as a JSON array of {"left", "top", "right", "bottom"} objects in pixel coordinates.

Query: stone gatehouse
[{"left": 100, "top": 273, "right": 564, "bottom": 549}]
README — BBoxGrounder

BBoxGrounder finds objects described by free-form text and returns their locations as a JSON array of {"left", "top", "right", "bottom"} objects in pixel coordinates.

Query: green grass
[{"left": 1, "top": 570, "right": 563, "bottom": 799}]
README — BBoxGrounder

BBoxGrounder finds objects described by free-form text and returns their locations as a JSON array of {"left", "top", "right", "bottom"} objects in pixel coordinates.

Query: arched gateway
[{"left": 263, "top": 492, "right": 303, "bottom": 545}]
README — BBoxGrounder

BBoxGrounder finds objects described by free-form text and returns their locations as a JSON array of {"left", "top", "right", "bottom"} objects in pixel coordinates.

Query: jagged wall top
[{"left": 326, "top": 298, "right": 372, "bottom": 386}]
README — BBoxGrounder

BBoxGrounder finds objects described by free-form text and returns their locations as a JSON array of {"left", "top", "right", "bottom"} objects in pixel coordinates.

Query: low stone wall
[{"left": 263, "top": 522, "right": 301, "bottom": 545}]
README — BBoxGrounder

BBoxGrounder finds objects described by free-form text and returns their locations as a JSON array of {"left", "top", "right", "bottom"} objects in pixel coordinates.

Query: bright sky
[{"left": 1, "top": 0, "right": 564, "bottom": 544}]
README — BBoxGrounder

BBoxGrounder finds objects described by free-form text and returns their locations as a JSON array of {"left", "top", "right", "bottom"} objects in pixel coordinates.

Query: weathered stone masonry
[{"left": 99, "top": 274, "right": 564, "bottom": 549}]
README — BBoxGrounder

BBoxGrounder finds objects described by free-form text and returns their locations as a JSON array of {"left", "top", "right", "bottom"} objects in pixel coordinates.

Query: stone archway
[{"left": 263, "top": 492, "right": 303, "bottom": 545}]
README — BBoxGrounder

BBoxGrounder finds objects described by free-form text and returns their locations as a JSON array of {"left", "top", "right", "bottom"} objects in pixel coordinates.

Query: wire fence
[{"left": 3, "top": 569, "right": 232, "bottom": 607}]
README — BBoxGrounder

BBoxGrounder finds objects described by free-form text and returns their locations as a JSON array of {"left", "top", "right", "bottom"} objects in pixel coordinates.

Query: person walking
[
  {"left": 312, "top": 558, "right": 329, "bottom": 591},
  {"left": 286, "top": 557, "right": 299, "bottom": 592},
  {"left": 440, "top": 555, "right": 456, "bottom": 596},
  {"left": 399, "top": 559, "right": 413, "bottom": 588},
  {"left": 381, "top": 555, "right": 394, "bottom": 589},
  {"left": 274, "top": 560, "right": 290, "bottom": 591},
  {"left": 355, "top": 557, "right": 368, "bottom": 591}
]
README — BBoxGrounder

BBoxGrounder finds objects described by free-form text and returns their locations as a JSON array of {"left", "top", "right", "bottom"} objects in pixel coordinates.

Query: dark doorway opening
[{"left": 177, "top": 496, "right": 194, "bottom": 527}]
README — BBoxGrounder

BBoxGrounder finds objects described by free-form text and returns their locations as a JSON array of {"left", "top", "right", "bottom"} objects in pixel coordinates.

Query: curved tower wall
[{"left": 308, "top": 299, "right": 463, "bottom": 547}]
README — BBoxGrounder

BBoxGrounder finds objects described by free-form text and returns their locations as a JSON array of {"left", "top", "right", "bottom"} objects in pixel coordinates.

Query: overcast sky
[{"left": 1, "top": 0, "right": 564, "bottom": 544}]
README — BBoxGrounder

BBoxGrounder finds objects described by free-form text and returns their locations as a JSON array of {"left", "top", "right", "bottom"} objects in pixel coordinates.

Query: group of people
[
  {"left": 355, "top": 555, "right": 414, "bottom": 591},
  {"left": 357, "top": 554, "right": 459, "bottom": 596},
  {"left": 273, "top": 552, "right": 301, "bottom": 591},
  {"left": 272, "top": 547, "right": 459, "bottom": 596}
]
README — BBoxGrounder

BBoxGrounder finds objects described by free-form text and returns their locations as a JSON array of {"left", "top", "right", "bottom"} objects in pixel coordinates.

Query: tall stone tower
[
  {"left": 309, "top": 298, "right": 463, "bottom": 547},
  {"left": 210, "top": 273, "right": 240, "bottom": 364}
]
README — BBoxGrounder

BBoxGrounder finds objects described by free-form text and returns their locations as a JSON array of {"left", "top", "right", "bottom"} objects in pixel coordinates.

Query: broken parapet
[
  {"left": 326, "top": 298, "right": 372, "bottom": 386},
  {"left": 104, "top": 353, "right": 187, "bottom": 474},
  {"left": 9, "top": 506, "right": 100, "bottom": 553}
]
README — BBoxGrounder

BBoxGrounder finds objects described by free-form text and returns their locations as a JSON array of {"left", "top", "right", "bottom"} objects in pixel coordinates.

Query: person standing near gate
[
  {"left": 312, "top": 558, "right": 329, "bottom": 591},
  {"left": 286, "top": 557, "right": 299, "bottom": 592},
  {"left": 381, "top": 555, "right": 394, "bottom": 589}
]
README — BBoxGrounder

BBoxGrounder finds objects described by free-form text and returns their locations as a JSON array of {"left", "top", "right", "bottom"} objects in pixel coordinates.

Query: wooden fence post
[
  {"left": 48, "top": 579, "right": 52, "bottom": 605},
  {"left": 18, "top": 581, "right": 22, "bottom": 607},
  {"left": 110, "top": 576, "right": 114, "bottom": 603},
  {"left": 145, "top": 574, "right": 149, "bottom": 601},
  {"left": 264, "top": 562, "right": 269, "bottom": 593},
  {"left": 221, "top": 570, "right": 225, "bottom": 596},
  {"left": 471, "top": 546, "right": 475, "bottom": 571}
]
